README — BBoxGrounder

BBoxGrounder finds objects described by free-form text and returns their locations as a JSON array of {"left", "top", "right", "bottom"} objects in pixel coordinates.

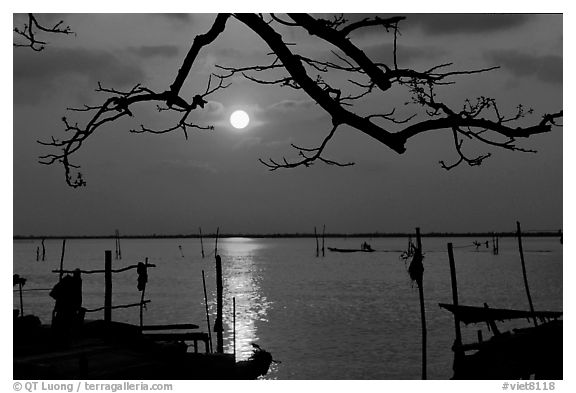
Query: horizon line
[{"left": 13, "top": 230, "right": 562, "bottom": 240}]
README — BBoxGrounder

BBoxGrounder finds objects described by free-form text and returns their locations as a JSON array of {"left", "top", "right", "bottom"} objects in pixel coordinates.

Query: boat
[
  {"left": 439, "top": 303, "right": 562, "bottom": 379},
  {"left": 328, "top": 247, "right": 375, "bottom": 253},
  {"left": 328, "top": 242, "right": 375, "bottom": 253}
]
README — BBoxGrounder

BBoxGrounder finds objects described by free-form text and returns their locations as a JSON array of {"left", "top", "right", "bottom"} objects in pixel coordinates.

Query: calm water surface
[{"left": 13, "top": 237, "right": 562, "bottom": 379}]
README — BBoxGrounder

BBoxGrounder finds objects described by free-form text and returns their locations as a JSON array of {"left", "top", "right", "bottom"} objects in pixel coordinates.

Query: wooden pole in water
[
  {"left": 233, "top": 297, "right": 236, "bottom": 361},
  {"left": 516, "top": 221, "right": 538, "bottom": 327},
  {"left": 116, "top": 230, "right": 122, "bottom": 260},
  {"left": 214, "top": 227, "right": 220, "bottom": 256},
  {"left": 18, "top": 281, "right": 24, "bottom": 317},
  {"left": 202, "top": 270, "right": 213, "bottom": 353},
  {"left": 215, "top": 255, "right": 224, "bottom": 353},
  {"left": 41, "top": 238, "right": 46, "bottom": 261},
  {"left": 59, "top": 239, "right": 66, "bottom": 281},
  {"left": 415, "top": 228, "right": 427, "bottom": 380},
  {"left": 491, "top": 233, "right": 494, "bottom": 254},
  {"left": 115, "top": 230, "right": 119, "bottom": 259},
  {"left": 139, "top": 258, "right": 148, "bottom": 329},
  {"left": 447, "top": 243, "right": 463, "bottom": 371},
  {"left": 447, "top": 243, "right": 462, "bottom": 344},
  {"left": 314, "top": 227, "right": 319, "bottom": 257},
  {"left": 199, "top": 227, "right": 205, "bottom": 258},
  {"left": 322, "top": 225, "right": 326, "bottom": 257},
  {"left": 104, "top": 250, "right": 112, "bottom": 322}
]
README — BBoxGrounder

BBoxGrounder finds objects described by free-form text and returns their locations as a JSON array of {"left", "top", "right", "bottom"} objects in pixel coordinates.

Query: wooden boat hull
[
  {"left": 327, "top": 247, "right": 375, "bottom": 253},
  {"left": 453, "top": 320, "right": 562, "bottom": 380}
]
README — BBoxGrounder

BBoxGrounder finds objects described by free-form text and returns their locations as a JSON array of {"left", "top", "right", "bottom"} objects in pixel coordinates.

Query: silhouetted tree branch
[
  {"left": 259, "top": 124, "right": 354, "bottom": 170},
  {"left": 37, "top": 15, "right": 232, "bottom": 188},
  {"left": 14, "top": 13, "right": 73, "bottom": 51},
  {"left": 34, "top": 13, "right": 563, "bottom": 187}
]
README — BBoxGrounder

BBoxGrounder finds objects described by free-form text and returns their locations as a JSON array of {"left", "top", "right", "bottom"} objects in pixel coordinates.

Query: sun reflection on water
[{"left": 219, "top": 238, "right": 271, "bottom": 360}]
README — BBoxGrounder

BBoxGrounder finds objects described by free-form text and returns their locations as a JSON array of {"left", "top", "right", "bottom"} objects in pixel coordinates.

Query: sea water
[{"left": 13, "top": 237, "right": 562, "bottom": 379}]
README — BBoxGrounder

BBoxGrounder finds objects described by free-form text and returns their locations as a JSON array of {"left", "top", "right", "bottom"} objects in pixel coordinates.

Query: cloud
[
  {"left": 187, "top": 101, "right": 225, "bottom": 123},
  {"left": 127, "top": 45, "right": 180, "bottom": 58},
  {"left": 204, "top": 101, "right": 225, "bottom": 115},
  {"left": 405, "top": 14, "right": 533, "bottom": 35},
  {"left": 267, "top": 99, "right": 315, "bottom": 112},
  {"left": 14, "top": 47, "right": 145, "bottom": 104},
  {"left": 486, "top": 50, "right": 562, "bottom": 84},
  {"left": 362, "top": 42, "right": 443, "bottom": 66},
  {"left": 340, "top": 13, "right": 533, "bottom": 36},
  {"left": 146, "top": 159, "right": 218, "bottom": 176},
  {"left": 160, "top": 14, "right": 193, "bottom": 22}
]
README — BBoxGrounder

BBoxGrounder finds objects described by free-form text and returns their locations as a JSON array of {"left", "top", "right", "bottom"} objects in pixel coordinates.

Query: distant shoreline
[{"left": 13, "top": 231, "right": 562, "bottom": 240}]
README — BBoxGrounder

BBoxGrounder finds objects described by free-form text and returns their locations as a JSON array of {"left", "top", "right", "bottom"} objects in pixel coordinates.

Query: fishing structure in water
[
  {"left": 13, "top": 249, "right": 273, "bottom": 379},
  {"left": 439, "top": 222, "right": 562, "bottom": 379}
]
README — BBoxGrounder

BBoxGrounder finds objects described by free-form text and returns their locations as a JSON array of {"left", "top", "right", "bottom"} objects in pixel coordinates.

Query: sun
[{"left": 230, "top": 110, "right": 250, "bottom": 129}]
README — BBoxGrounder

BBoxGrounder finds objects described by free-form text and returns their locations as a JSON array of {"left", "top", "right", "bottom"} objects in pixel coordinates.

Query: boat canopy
[{"left": 439, "top": 303, "right": 562, "bottom": 325}]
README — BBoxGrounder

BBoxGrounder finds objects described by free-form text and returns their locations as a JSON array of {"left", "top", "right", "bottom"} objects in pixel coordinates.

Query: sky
[{"left": 12, "top": 12, "right": 563, "bottom": 236}]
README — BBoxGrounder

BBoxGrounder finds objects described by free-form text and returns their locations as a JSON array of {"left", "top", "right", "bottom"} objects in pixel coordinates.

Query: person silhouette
[
  {"left": 473, "top": 241, "right": 481, "bottom": 251},
  {"left": 50, "top": 269, "right": 83, "bottom": 329}
]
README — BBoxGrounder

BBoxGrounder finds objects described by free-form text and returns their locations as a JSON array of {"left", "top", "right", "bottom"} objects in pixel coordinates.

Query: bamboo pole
[
  {"left": 447, "top": 243, "right": 462, "bottom": 345},
  {"left": 139, "top": 258, "right": 148, "bottom": 328},
  {"left": 85, "top": 301, "right": 151, "bottom": 313},
  {"left": 115, "top": 230, "right": 120, "bottom": 260},
  {"left": 59, "top": 239, "right": 66, "bottom": 281},
  {"left": 139, "top": 285, "right": 146, "bottom": 328},
  {"left": 104, "top": 250, "right": 112, "bottom": 322},
  {"left": 215, "top": 255, "right": 224, "bottom": 353},
  {"left": 18, "top": 282, "right": 24, "bottom": 317},
  {"left": 447, "top": 243, "right": 463, "bottom": 373},
  {"left": 41, "top": 238, "right": 46, "bottom": 261},
  {"left": 491, "top": 233, "right": 495, "bottom": 254},
  {"left": 214, "top": 227, "right": 220, "bottom": 256},
  {"left": 233, "top": 297, "right": 236, "bottom": 361},
  {"left": 314, "top": 227, "right": 319, "bottom": 257},
  {"left": 202, "top": 270, "right": 213, "bottom": 353},
  {"left": 118, "top": 231, "right": 122, "bottom": 259},
  {"left": 410, "top": 227, "right": 427, "bottom": 380},
  {"left": 516, "top": 222, "right": 538, "bottom": 327},
  {"left": 322, "top": 225, "right": 326, "bottom": 257},
  {"left": 199, "top": 227, "right": 205, "bottom": 258}
]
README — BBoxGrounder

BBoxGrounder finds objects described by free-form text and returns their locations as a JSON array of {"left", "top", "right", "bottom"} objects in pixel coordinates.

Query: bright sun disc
[{"left": 230, "top": 110, "right": 250, "bottom": 129}]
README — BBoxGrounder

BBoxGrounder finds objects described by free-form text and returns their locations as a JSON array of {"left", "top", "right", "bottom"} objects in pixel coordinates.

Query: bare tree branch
[
  {"left": 37, "top": 15, "right": 232, "bottom": 187},
  {"left": 34, "top": 13, "right": 562, "bottom": 186},
  {"left": 338, "top": 15, "right": 406, "bottom": 37},
  {"left": 259, "top": 124, "right": 353, "bottom": 170},
  {"left": 14, "top": 14, "right": 73, "bottom": 51}
]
